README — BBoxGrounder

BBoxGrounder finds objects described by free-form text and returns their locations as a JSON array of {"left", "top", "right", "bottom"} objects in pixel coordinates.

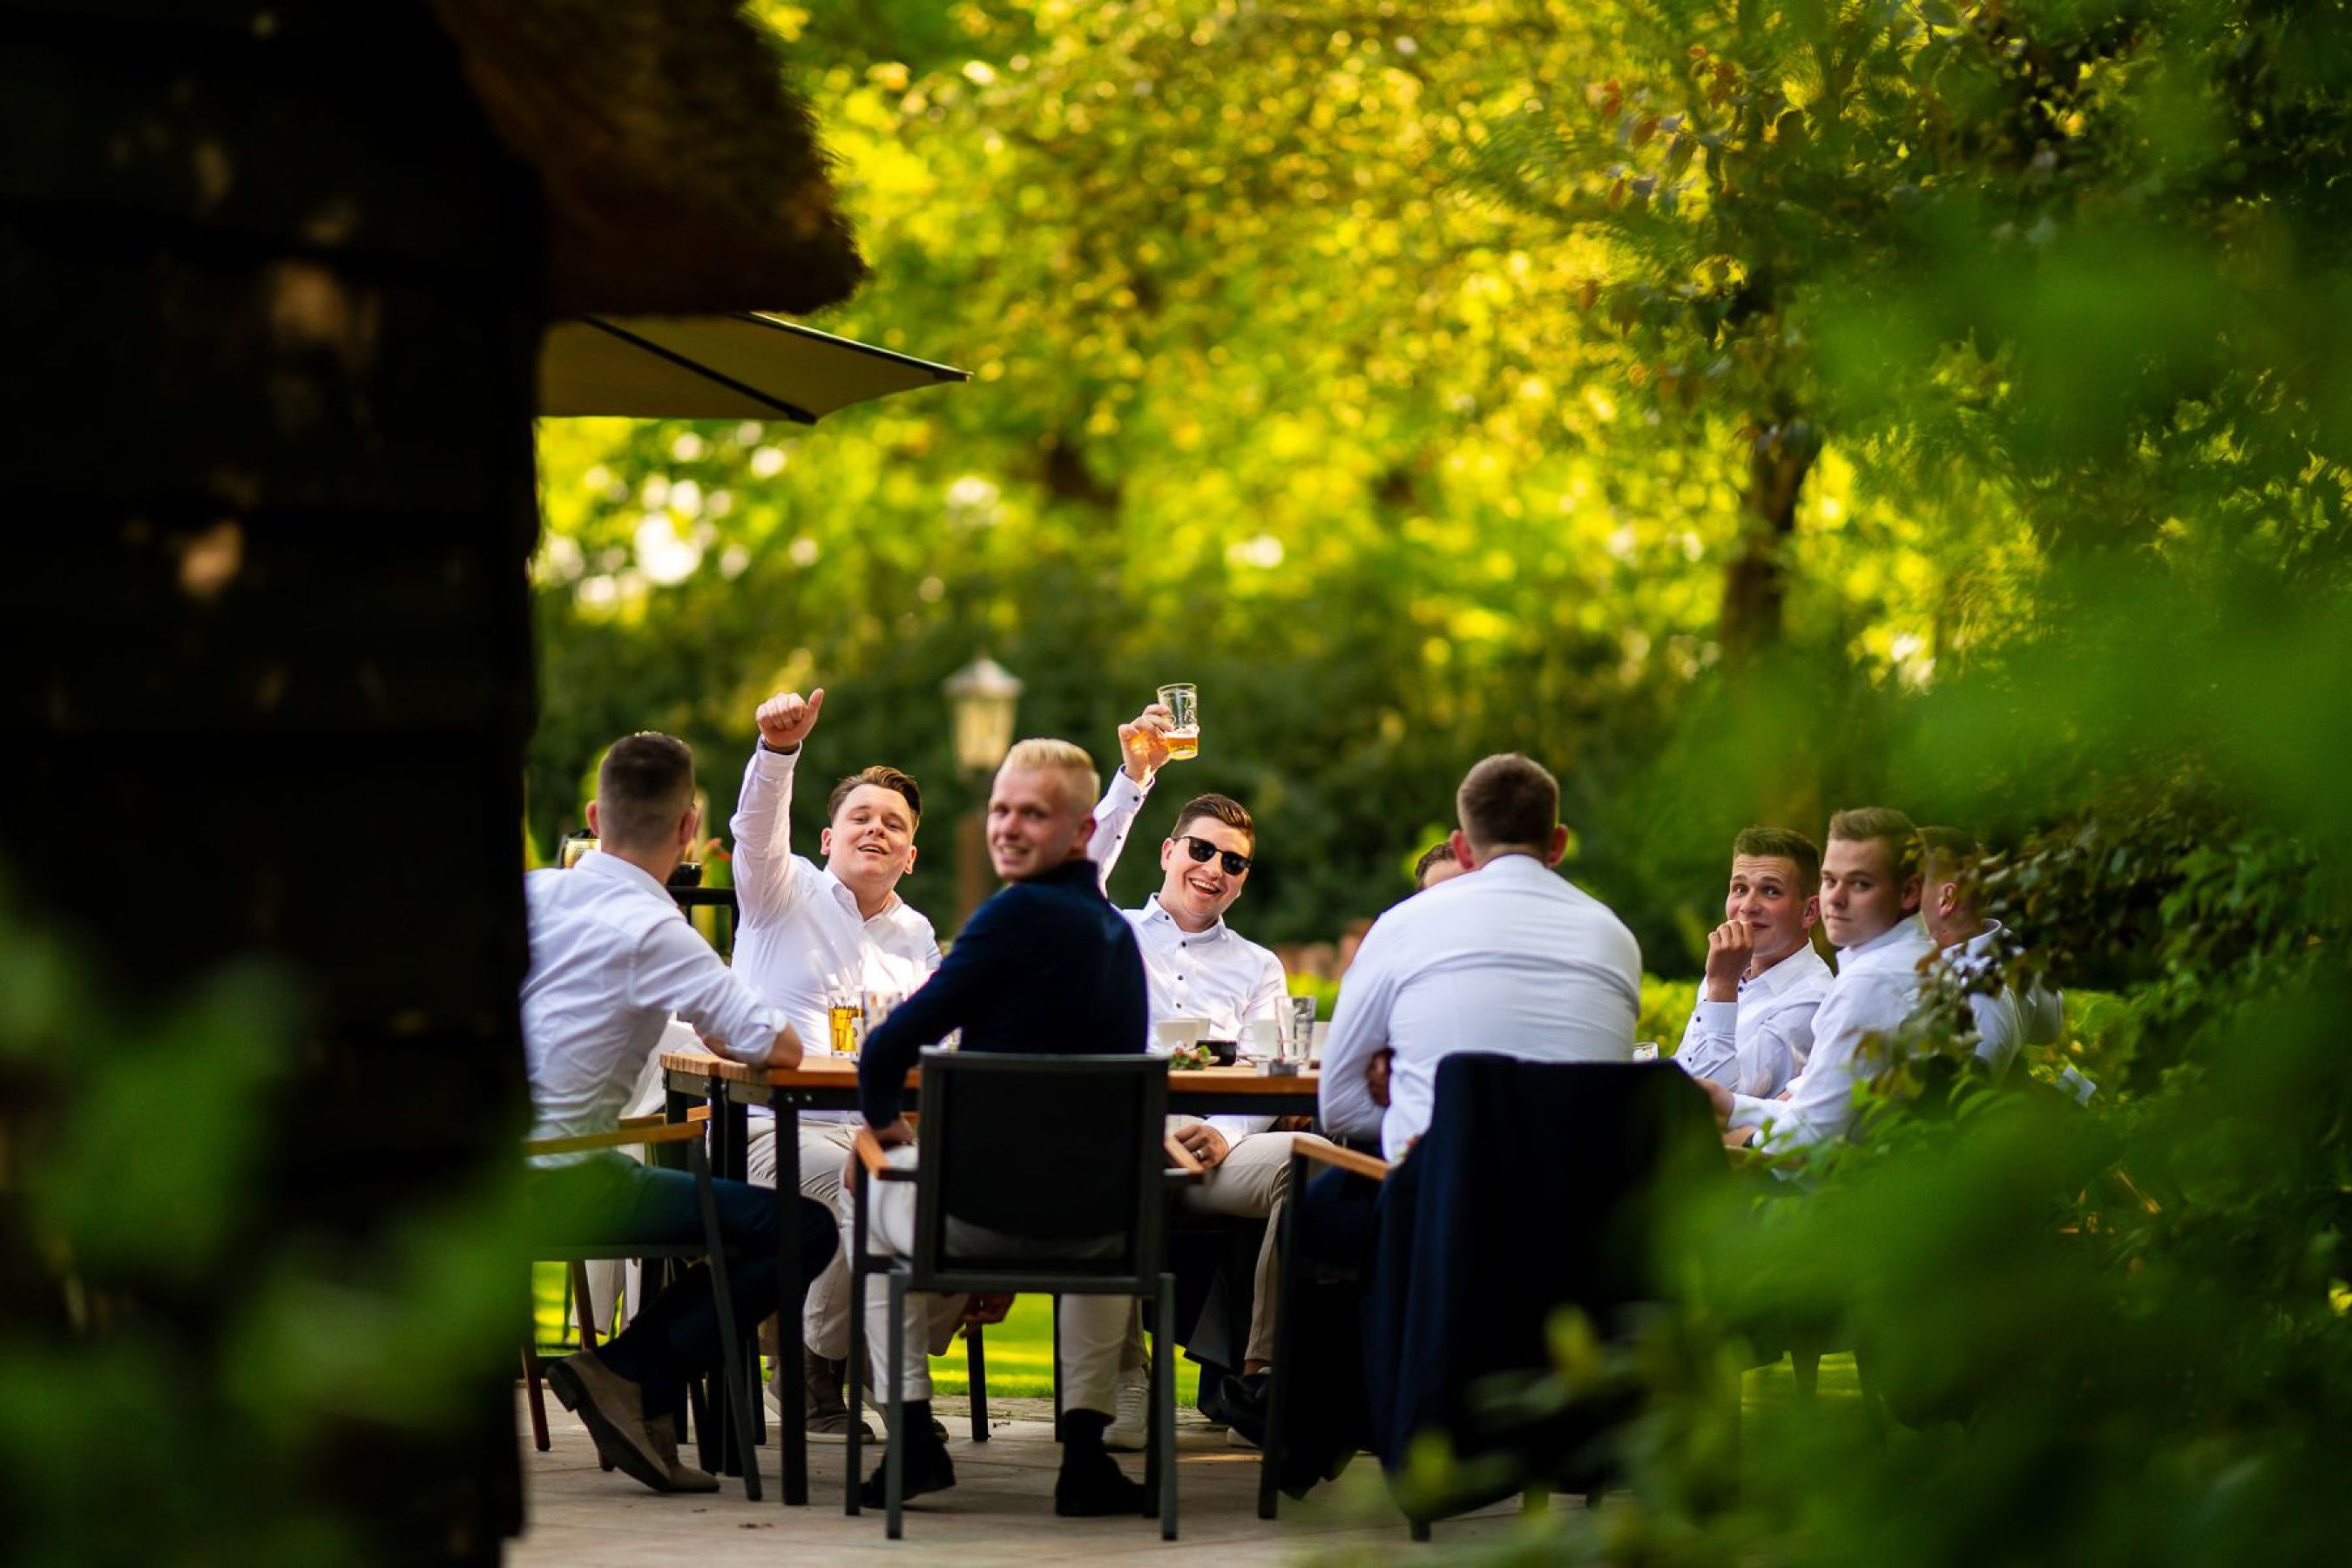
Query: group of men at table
[{"left": 519, "top": 686, "right": 2059, "bottom": 1513}]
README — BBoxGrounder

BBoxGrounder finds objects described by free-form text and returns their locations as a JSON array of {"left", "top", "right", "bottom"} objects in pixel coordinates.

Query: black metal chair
[
  {"left": 844, "top": 1051, "right": 1200, "bottom": 1539},
  {"left": 523, "top": 1105, "right": 766, "bottom": 1500}
]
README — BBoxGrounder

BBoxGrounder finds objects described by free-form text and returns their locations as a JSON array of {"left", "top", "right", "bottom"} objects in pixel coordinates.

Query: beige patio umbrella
[{"left": 538, "top": 313, "right": 968, "bottom": 422}]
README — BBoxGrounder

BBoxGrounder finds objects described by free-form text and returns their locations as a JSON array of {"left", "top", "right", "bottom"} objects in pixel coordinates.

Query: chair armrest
[
  {"left": 524, "top": 1117, "right": 709, "bottom": 1159},
  {"left": 617, "top": 1105, "right": 710, "bottom": 1132},
  {"left": 1296, "top": 1140, "right": 1389, "bottom": 1182},
  {"left": 1163, "top": 1134, "right": 1206, "bottom": 1179},
  {"left": 853, "top": 1127, "right": 916, "bottom": 1182}
]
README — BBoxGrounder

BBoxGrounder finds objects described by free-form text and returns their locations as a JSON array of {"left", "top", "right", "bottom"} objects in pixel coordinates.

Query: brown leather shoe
[
  {"left": 544, "top": 1351, "right": 679, "bottom": 1494},
  {"left": 646, "top": 1411, "right": 720, "bottom": 1493}
]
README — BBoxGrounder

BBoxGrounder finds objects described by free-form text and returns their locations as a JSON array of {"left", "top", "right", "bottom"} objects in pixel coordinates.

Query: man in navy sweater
[{"left": 851, "top": 737, "right": 1151, "bottom": 1515}]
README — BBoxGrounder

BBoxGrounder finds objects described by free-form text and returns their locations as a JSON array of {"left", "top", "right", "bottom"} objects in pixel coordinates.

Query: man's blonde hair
[{"left": 999, "top": 738, "right": 1100, "bottom": 814}]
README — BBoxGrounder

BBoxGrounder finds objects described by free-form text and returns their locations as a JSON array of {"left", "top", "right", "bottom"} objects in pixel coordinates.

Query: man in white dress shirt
[
  {"left": 1088, "top": 702, "right": 1333, "bottom": 1447},
  {"left": 724, "top": 688, "right": 957, "bottom": 1440},
  {"left": 1674, "top": 826, "right": 1835, "bottom": 1098},
  {"left": 1320, "top": 753, "right": 1644, "bottom": 1159},
  {"left": 1698, "top": 808, "right": 1937, "bottom": 1155},
  {"left": 1918, "top": 826, "right": 2063, "bottom": 1078},
  {"left": 523, "top": 733, "right": 836, "bottom": 1495}
]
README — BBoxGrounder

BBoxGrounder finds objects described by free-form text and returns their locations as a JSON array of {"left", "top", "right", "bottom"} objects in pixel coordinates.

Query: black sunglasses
[{"left": 1175, "top": 835, "right": 1253, "bottom": 876}]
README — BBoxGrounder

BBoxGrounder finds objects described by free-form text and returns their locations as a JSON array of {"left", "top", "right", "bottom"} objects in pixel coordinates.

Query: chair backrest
[
  {"left": 907, "top": 1051, "right": 1170, "bottom": 1294},
  {"left": 1366, "top": 1054, "right": 1729, "bottom": 1491}
]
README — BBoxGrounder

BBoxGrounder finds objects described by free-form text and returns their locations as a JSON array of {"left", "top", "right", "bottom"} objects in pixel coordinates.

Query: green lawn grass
[{"left": 534, "top": 1268, "right": 1201, "bottom": 1405}]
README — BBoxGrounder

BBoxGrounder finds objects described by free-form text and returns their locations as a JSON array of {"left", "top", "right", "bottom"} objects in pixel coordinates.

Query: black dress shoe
[
  {"left": 858, "top": 1437, "right": 956, "bottom": 1508},
  {"left": 1053, "top": 1449, "right": 1148, "bottom": 1517},
  {"left": 1219, "top": 1370, "right": 1271, "bottom": 1449}
]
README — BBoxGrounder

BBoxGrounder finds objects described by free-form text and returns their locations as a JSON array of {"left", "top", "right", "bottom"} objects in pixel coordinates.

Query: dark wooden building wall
[{"left": 1, "top": 0, "right": 541, "bottom": 1553}]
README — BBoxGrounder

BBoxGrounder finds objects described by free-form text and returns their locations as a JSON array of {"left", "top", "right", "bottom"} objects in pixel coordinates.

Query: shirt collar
[
  {"left": 814, "top": 860, "right": 905, "bottom": 926},
  {"left": 1841, "top": 914, "right": 1930, "bottom": 963},
  {"left": 1473, "top": 852, "right": 1556, "bottom": 882},
  {"left": 575, "top": 849, "right": 676, "bottom": 904},
  {"left": 1140, "top": 892, "right": 1227, "bottom": 941},
  {"left": 1747, "top": 942, "right": 1828, "bottom": 996}
]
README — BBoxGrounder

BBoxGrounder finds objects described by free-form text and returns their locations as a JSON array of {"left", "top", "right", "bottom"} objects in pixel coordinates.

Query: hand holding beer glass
[
  {"left": 1158, "top": 682, "right": 1199, "bottom": 759},
  {"left": 1116, "top": 685, "right": 1200, "bottom": 781}
]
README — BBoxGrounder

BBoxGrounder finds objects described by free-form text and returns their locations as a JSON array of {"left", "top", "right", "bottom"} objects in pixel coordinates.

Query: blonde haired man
[{"left": 847, "top": 737, "right": 1155, "bottom": 1516}]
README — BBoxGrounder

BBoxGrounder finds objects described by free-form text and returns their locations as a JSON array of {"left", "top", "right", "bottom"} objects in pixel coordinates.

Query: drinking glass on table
[
  {"left": 828, "top": 989, "right": 862, "bottom": 1058},
  {"left": 1286, "top": 996, "right": 1317, "bottom": 1066},
  {"left": 1157, "top": 682, "right": 1200, "bottom": 760}
]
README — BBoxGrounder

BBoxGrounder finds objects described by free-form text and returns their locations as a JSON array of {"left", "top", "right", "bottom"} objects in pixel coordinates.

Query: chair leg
[
  {"left": 1157, "top": 1274, "right": 1179, "bottom": 1541},
  {"left": 886, "top": 1274, "right": 908, "bottom": 1540},
  {"left": 966, "top": 1321, "right": 990, "bottom": 1443},
  {"left": 1411, "top": 1517, "right": 1432, "bottom": 1543},
  {"left": 522, "top": 1344, "right": 551, "bottom": 1452},
  {"left": 694, "top": 1146, "right": 764, "bottom": 1504},
  {"left": 846, "top": 1176, "right": 868, "bottom": 1515},
  {"left": 1259, "top": 1150, "right": 1310, "bottom": 1520},
  {"left": 1792, "top": 1344, "right": 1821, "bottom": 1402},
  {"left": 569, "top": 1260, "right": 599, "bottom": 1349},
  {"left": 1051, "top": 1294, "right": 1064, "bottom": 1442}
]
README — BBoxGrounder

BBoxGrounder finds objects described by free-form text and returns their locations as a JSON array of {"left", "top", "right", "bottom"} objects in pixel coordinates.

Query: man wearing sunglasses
[{"left": 1085, "top": 702, "right": 1331, "bottom": 1451}]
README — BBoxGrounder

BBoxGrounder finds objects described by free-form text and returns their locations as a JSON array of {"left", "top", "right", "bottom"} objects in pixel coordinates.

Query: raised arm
[
  {"left": 728, "top": 688, "right": 825, "bottom": 923},
  {"left": 1086, "top": 702, "right": 1173, "bottom": 888}
]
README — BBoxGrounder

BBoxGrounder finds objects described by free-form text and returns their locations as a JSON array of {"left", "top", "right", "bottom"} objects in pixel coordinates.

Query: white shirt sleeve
[
  {"left": 728, "top": 745, "right": 804, "bottom": 925},
  {"left": 1317, "top": 930, "right": 1395, "bottom": 1143},
  {"left": 630, "top": 918, "right": 790, "bottom": 1065},
  {"left": 1737, "top": 995, "right": 1824, "bottom": 1098},
  {"left": 1085, "top": 769, "right": 1153, "bottom": 890},
  {"left": 1208, "top": 950, "right": 1291, "bottom": 1145},
  {"left": 1727, "top": 975, "right": 1906, "bottom": 1154},
  {"left": 1674, "top": 999, "right": 1739, "bottom": 1087}
]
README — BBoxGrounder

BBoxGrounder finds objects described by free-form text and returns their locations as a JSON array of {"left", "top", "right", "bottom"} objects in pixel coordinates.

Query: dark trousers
[
  {"left": 1273, "top": 1166, "right": 1387, "bottom": 1492},
  {"left": 528, "top": 1152, "right": 837, "bottom": 1414}
]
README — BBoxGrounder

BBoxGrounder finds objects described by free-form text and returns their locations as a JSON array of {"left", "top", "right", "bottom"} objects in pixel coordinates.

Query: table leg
[
  {"left": 706, "top": 1087, "right": 752, "bottom": 1478},
  {"left": 776, "top": 1100, "right": 808, "bottom": 1505}
]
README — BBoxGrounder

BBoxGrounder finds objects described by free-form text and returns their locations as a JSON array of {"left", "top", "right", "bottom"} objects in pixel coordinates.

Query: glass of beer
[
  {"left": 828, "top": 989, "right": 862, "bottom": 1058},
  {"left": 1158, "top": 682, "right": 1200, "bottom": 760}
]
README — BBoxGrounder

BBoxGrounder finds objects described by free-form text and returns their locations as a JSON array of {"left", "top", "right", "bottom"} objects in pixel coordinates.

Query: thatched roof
[{"left": 429, "top": 0, "right": 866, "bottom": 315}]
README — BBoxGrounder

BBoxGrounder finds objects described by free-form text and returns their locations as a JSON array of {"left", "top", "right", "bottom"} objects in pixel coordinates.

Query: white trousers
[
  {"left": 746, "top": 1119, "right": 966, "bottom": 1379},
  {"left": 844, "top": 1144, "right": 1131, "bottom": 1413}
]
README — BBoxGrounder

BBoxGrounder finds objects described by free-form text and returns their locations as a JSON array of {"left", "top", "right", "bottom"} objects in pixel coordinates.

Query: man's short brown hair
[
  {"left": 1412, "top": 841, "right": 1459, "bottom": 887},
  {"left": 1171, "top": 793, "right": 1252, "bottom": 848},
  {"left": 1731, "top": 825, "right": 1822, "bottom": 896},
  {"left": 1456, "top": 753, "right": 1559, "bottom": 852},
  {"left": 596, "top": 733, "right": 695, "bottom": 848},
  {"left": 828, "top": 765, "right": 922, "bottom": 827},
  {"left": 1916, "top": 825, "right": 1983, "bottom": 884},
  {"left": 1827, "top": 806, "right": 1921, "bottom": 878}
]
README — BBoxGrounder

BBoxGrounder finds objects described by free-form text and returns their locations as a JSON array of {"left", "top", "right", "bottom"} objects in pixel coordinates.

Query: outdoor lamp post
[{"left": 942, "top": 653, "right": 1023, "bottom": 926}]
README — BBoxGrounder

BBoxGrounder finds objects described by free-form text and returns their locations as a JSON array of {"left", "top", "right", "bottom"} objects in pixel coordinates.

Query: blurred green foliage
[{"left": 0, "top": 885, "right": 530, "bottom": 1565}]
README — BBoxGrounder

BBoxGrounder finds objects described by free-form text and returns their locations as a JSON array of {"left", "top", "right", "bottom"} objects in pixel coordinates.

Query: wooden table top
[{"left": 659, "top": 1048, "right": 1319, "bottom": 1096}]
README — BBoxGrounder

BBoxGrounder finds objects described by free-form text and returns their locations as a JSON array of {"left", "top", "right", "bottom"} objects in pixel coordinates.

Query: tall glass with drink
[
  {"left": 1287, "top": 995, "right": 1318, "bottom": 1066},
  {"left": 828, "top": 989, "right": 862, "bottom": 1058},
  {"left": 1158, "top": 682, "right": 1200, "bottom": 760}
]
